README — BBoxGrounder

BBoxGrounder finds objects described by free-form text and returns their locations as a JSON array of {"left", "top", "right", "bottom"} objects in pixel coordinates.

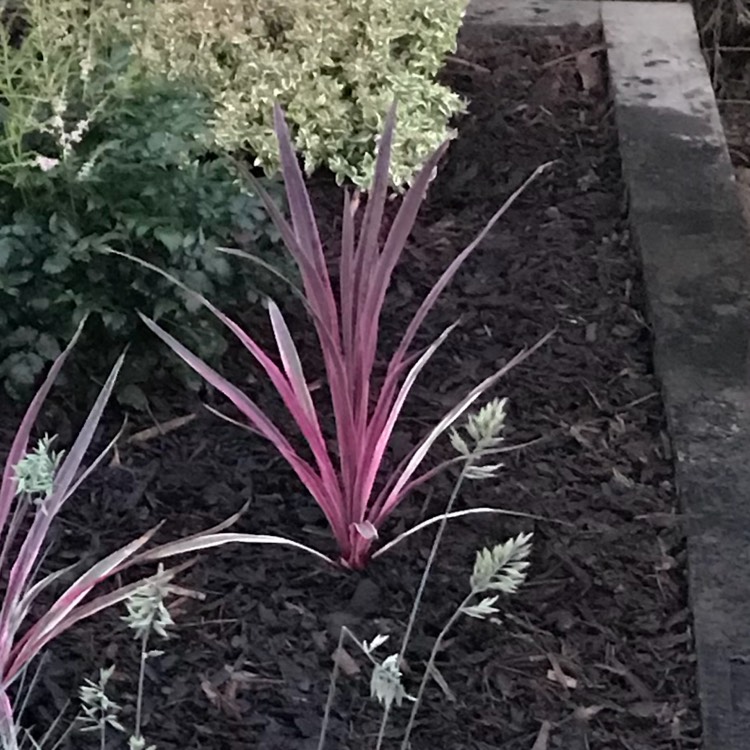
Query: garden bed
[{"left": 6, "top": 22, "right": 701, "bottom": 750}]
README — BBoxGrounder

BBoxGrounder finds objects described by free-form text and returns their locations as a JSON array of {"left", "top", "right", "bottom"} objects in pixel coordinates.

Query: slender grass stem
[
  {"left": 375, "top": 457, "right": 475, "bottom": 749},
  {"left": 134, "top": 630, "right": 149, "bottom": 742},
  {"left": 317, "top": 626, "right": 346, "bottom": 750},
  {"left": 400, "top": 592, "right": 473, "bottom": 749}
]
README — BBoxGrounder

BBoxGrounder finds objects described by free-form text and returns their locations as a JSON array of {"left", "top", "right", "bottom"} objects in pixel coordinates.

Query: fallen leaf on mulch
[
  {"left": 200, "top": 675, "right": 244, "bottom": 720},
  {"left": 737, "top": 166, "right": 750, "bottom": 228},
  {"left": 333, "top": 646, "right": 361, "bottom": 676},
  {"left": 546, "top": 653, "right": 578, "bottom": 691},
  {"left": 628, "top": 701, "right": 668, "bottom": 719},
  {"left": 573, "top": 705, "right": 606, "bottom": 721},
  {"left": 546, "top": 669, "right": 577, "bottom": 689},
  {"left": 575, "top": 48, "right": 604, "bottom": 92},
  {"left": 428, "top": 663, "right": 457, "bottom": 703},
  {"left": 531, "top": 720, "right": 551, "bottom": 750},
  {"left": 612, "top": 467, "right": 635, "bottom": 488},
  {"left": 126, "top": 413, "right": 197, "bottom": 443}
]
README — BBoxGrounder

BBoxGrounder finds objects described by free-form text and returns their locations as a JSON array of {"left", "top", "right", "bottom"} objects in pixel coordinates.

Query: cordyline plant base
[{"left": 0, "top": 1, "right": 725, "bottom": 748}]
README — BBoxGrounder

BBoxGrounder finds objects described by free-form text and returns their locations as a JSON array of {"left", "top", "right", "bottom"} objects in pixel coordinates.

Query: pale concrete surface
[
  {"left": 605, "top": 2, "right": 725, "bottom": 143},
  {"left": 465, "top": 0, "right": 600, "bottom": 26}
]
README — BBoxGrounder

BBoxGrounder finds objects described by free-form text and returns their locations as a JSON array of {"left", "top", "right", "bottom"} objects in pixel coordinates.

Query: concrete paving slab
[{"left": 464, "top": 0, "right": 600, "bottom": 27}]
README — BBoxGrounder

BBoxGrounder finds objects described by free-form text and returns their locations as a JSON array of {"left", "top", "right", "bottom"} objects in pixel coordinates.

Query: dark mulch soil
[
  {"left": 716, "top": 50, "right": 750, "bottom": 232},
  {"left": 3, "top": 24, "right": 701, "bottom": 750}
]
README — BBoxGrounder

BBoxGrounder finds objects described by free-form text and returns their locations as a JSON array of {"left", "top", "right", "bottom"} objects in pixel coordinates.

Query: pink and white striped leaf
[
  {"left": 135, "top": 314, "right": 346, "bottom": 537},
  {"left": 4, "top": 527, "right": 160, "bottom": 686},
  {"left": 355, "top": 320, "right": 460, "bottom": 520},
  {"left": 268, "top": 300, "right": 317, "bottom": 423},
  {"left": 0, "top": 343, "right": 124, "bottom": 672}
]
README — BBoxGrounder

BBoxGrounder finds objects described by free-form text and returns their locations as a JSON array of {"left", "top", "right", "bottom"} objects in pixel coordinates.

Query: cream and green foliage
[
  {"left": 0, "top": 0, "right": 285, "bottom": 402},
  {"left": 120, "top": 0, "right": 468, "bottom": 187}
]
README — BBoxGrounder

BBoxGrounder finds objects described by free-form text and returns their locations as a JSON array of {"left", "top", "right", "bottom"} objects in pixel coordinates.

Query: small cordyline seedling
[
  {"left": 117, "top": 104, "right": 553, "bottom": 569},
  {"left": 0, "top": 320, "right": 317, "bottom": 750}
]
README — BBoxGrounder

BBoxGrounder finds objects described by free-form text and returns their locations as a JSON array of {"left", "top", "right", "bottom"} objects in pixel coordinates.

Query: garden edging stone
[
  {"left": 464, "top": 1, "right": 750, "bottom": 747},
  {"left": 464, "top": 0, "right": 600, "bottom": 26}
]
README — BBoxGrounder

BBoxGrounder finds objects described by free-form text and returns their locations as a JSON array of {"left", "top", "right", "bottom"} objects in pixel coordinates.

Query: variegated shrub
[{"left": 117, "top": 0, "right": 469, "bottom": 187}]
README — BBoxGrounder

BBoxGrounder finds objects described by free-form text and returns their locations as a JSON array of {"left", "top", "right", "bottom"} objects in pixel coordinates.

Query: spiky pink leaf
[
  {"left": 110, "top": 250, "right": 345, "bottom": 521},
  {"left": 371, "top": 506, "right": 546, "bottom": 561},
  {"left": 268, "top": 300, "right": 317, "bottom": 423},
  {"left": 339, "top": 189, "right": 359, "bottom": 359},
  {"left": 129, "top": 499, "right": 250, "bottom": 569},
  {"left": 3, "top": 557, "right": 186, "bottom": 687},
  {"left": 354, "top": 103, "right": 396, "bottom": 269},
  {"left": 63, "top": 425, "right": 124, "bottom": 509},
  {"left": 395, "top": 163, "right": 552, "bottom": 361},
  {"left": 218, "top": 245, "right": 305, "bottom": 302},
  {"left": 135, "top": 531, "right": 335, "bottom": 567},
  {"left": 273, "top": 105, "right": 340, "bottom": 344},
  {"left": 4, "top": 505, "right": 248, "bottom": 686},
  {"left": 356, "top": 141, "right": 451, "bottom": 406},
  {"left": 138, "top": 315, "right": 347, "bottom": 546},
  {"left": 237, "top": 173, "right": 335, "bottom": 329},
  {"left": 5, "top": 529, "right": 335, "bottom": 686},
  {"left": 5, "top": 527, "right": 160, "bottom": 684},
  {"left": 355, "top": 321, "right": 459, "bottom": 520},
  {"left": 372, "top": 162, "right": 552, "bottom": 440},
  {"left": 10, "top": 562, "right": 79, "bottom": 638},
  {"left": 269, "top": 110, "right": 362, "bottom": 500},
  {"left": 0, "top": 689, "right": 16, "bottom": 750},
  {"left": 350, "top": 105, "right": 397, "bottom": 393}
]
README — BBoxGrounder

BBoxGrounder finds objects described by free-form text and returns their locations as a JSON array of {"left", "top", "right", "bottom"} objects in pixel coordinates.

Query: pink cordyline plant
[
  {"left": 129, "top": 105, "right": 552, "bottom": 570},
  {"left": 0, "top": 321, "right": 326, "bottom": 750}
]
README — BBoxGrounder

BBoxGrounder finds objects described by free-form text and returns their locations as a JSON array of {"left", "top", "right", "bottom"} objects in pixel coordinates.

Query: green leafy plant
[
  {"left": 0, "top": 85, "right": 286, "bottom": 402},
  {"left": 0, "top": 0, "right": 288, "bottom": 403},
  {"left": 115, "top": 0, "right": 469, "bottom": 187}
]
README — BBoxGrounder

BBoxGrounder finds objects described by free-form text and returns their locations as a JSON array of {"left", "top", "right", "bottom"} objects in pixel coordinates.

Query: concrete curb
[
  {"left": 604, "top": 4, "right": 750, "bottom": 749},
  {"left": 464, "top": 1, "right": 750, "bottom": 748}
]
